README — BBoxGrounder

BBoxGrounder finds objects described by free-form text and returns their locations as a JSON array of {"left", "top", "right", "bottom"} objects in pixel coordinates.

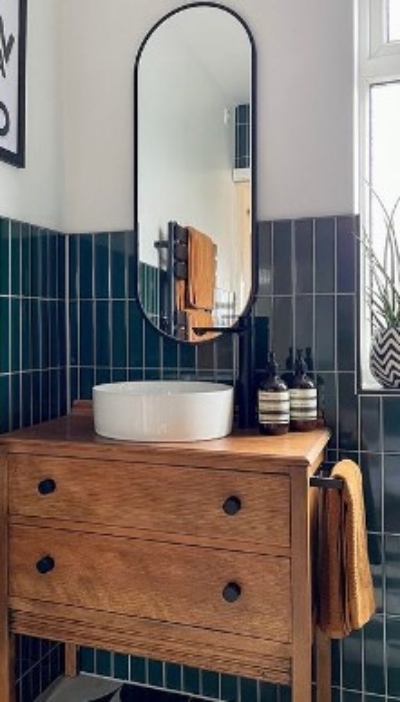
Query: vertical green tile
[
  {"left": 165, "top": 662, "right": 181, "bottom": 691},
  {"left": 80, "top": 300, "right": 94, "bottom": 366},
  {"left": 50, "top": 369, "right": 59, "bottom": 419},
  {"left": 201, "top": 670, "right": 219, "bottom": 698},
  {"left": 144, "top": 319, "right": 161, "bottom": 367},
  {"left": 183, "top": 666, "right": 200, "bottom": 696},
  {"left": 239, "top": 677, "right": 258, "bottom": 701},
  {"left": 30, "top": 299, "right": 40, "bottom": 371},
  {"left": 0, "top": 218, "right": 10, "bottom": 295},
  {"left": 39, "top": 228, "right": 49, "bottom": 298},
  {"left": 111, "top": 368, "right": 126, "bottom": 383},
  {"left": 0, "top": 298, "right": 9, "bottom": 373},
  {"left": 96, "top": 300, "right": 110, "bottom": 367},
  {"left": 294, "top": 218, "right": 313, "bottom": 294},
  {"left": 10, "top": 221, "right": 21, "bottom": 296},
  {"left": 95, "top": 367, "right": 111, "bottom": 386},
  {"left": 147, "top": 659, "right": 162, "bottom": 687},
  {"left": 178, "top": 341, "right": 196, "bottom": 371},
  {"left": 21, "top": 299, "right": 31, "bottom": 371},
  {"left": 58, "top": 233, "right": 66, "bottom": 300},
  {"left": 272, "top": 220, "right": 292, "bottom": 294},
  {"left": 41, "top": 369, "right": 49, "bottom": 422},
  {"left": 94, "top": 233, "right": 110, "bottom": 299},
  {"left": 32, "top": 372, "right": 41, "bottom": 425},
  {"left": 128, "top": 302, "right": 143, "bottom": 368},
  {"left": 95, "top": 649, "right": 111, "bottom": 677},
  {"left": 48, "top": 231, "right": 58, "bottom": 300},
  {"left": 79, "top": 647, "right": 95, "bottom": 673},
  {"left": 30, "top": 225, "right": 41, "bottom": 298},
  {"left": 364, "top": 617, "right": 385, "bottom": 695},
  {"left": 11, "top": 298, "right": 20, "bottom": 372},
  {"left": 315, "top": 295, "right": 335, "bottom": 371},
  {"left": 69, "top": 301, "right": 78, "bottom": 367},
  {"left": 69, "top": 235, "right": 79, "bottom": 300},
  {"left": 342, "top": 622, "right": 362, "bottom": 692},
  {"left": 110, "top": 233, "right": 126, "bottom": 299},
  {"left": 114, "top": 653, "right": 129, "bottom": 681},
  {"left": 41, "top": 300, "right": 49, "bottom": 369},
  {"left": 315, "top": 217, "right": 335, "bottom": 293},
  {"left": 21, "top": 372, "right": 31, "bottom": 427},
  {"left": 112, "top": 300, "right": 127, "bottom": 368},
  {"left": 0, "top": 375, "right": 10, "bottom": 433},
  {"left": 129, "top": 655, "right": 146, "bottom": 684},
  {"left": 79, "top": 367, "right": 94, "bottom": 400},
  {"left": 79, "top": 234, "right": 93, "bottom": 299},
  {"left": 21, "top": 223, "right": 31, "bottom": 297},
  {"left": 259, "top": 680, "right": 278, "bottom": 702},
  {"left": 11, "top": 372, "right": 20, "bottom": 430}
]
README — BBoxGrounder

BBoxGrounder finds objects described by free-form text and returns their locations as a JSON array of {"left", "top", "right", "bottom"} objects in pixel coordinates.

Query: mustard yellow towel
[
  {"left": 318, "top": 459, "right": 376, "bottom": 638},
  {"left": 187, "top": 227, "right": 216, "bottom": 310}
]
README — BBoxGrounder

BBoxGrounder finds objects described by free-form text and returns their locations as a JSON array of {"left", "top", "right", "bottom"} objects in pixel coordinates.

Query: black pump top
[
  {"left": 268, "top": 351, "right": 279, "bottom": 376},
  {"left": 294, "top": 349, "right": 308, "bottom": 376}
]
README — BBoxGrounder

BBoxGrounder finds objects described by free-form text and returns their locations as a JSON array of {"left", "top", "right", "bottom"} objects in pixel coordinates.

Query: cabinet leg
[
  {"left": 0, "top": 631, "right": 15, "bottom": 702},
  {"left": 316, "top": 627, "right": 331, "bottom": 702},
  {"left": 64, "top": 643, "right": 78, "bottom": 677}
]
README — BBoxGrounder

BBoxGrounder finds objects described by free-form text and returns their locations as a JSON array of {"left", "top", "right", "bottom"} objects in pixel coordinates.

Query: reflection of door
[{"left": 235, "top": 180, "right": 251, "bottom": 312}]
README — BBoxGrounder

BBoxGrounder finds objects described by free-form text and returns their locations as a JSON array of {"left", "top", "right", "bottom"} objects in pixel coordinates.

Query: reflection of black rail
[{"left": 154, "top": 221, "right": 188, "bottom": 338}]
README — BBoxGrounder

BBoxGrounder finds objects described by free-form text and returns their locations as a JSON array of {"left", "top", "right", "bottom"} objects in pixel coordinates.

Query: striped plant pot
[{"left": 370, "top": 327, "right": 400, "bottom": 389}]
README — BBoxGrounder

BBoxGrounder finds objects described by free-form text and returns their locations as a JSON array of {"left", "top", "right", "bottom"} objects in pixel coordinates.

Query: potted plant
[{"left": 362, "top": 189, "right": 400, "bottom": 388}]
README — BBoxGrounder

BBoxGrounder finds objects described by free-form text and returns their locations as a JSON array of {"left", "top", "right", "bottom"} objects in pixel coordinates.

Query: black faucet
[{"left": 193, "top": 316, "right": 254, "bottom": 429}]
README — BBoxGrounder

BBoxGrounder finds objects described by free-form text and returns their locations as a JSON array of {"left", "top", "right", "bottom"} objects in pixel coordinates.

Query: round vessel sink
[{"left": 93, "top": 381, "right": 234, "bottom": 442}]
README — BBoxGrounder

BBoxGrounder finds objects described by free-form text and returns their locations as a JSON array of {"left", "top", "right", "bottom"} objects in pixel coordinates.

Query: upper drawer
[
  {"left": 9, "top": 524, "right": 292, "bottom": 643},
  {"left": 9, "top": 455, "right": 290, "bottom": 548}
]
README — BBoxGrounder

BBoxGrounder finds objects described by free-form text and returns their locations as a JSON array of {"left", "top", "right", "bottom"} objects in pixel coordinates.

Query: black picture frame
[{"left": 0, "top": 0, "right": 27, "bottom": 168}]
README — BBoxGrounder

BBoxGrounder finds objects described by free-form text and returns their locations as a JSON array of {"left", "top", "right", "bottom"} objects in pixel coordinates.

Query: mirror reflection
[{"left": 135, "top": 3, "right": 253, "bottom": 342}]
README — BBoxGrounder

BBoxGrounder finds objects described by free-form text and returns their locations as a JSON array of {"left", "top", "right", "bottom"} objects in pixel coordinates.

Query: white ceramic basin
[{"left": 93, "top": 381, "right": 234, "bottom": 442}]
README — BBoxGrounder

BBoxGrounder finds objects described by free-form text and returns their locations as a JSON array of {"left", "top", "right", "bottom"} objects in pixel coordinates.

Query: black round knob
[
  {"left": 222, "top": 496, "right": 242, "bottom": 516},
  {"left": 38, "top": 478, "right": 56, "bottom": 495},
  {"left": 222, "top": 582, "right": 242, "bottom": 603},
  {"left": 36, "top": 556, "right": 55, "bottom": 575}
]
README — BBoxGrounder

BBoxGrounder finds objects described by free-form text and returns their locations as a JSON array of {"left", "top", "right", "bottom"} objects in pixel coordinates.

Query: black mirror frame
[{"left": 133, "top": 1, "right": 257, "bottom": 342}]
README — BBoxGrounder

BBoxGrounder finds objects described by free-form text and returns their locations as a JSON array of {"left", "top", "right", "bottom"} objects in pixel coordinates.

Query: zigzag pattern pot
[{"left": 370, "top": 327, "right": 400, "bottom": 389}]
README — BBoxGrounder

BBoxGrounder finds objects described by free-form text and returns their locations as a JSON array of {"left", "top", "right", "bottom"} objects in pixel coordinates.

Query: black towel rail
[{"left": 310, "top": 464, "right": 344, "bottom": 491}]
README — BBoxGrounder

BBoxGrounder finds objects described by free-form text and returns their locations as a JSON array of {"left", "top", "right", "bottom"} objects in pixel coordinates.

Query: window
[
  {"left": 387, "top": 0, "right": 400, "bottom": 42},
  {"left": 359, "top": 1, "right": 400, "bottom": 389}
]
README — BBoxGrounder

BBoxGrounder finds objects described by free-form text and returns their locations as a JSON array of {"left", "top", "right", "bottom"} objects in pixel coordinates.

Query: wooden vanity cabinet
[{"left": 0, "top": 413, "right": 330, "bottom": 702}]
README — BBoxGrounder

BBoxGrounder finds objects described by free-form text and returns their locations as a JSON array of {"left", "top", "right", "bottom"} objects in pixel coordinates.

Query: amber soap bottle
[
  {"left": 289, "top": 350, "right": 318, "bottom": 431},
  {"left": 258, "top": 352, "right": 290, "bottom": 435}
]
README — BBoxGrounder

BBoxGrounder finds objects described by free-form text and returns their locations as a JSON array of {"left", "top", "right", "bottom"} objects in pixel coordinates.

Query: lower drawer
[{"left": 9, "top": 524, "right": 292, "bottom": 643}]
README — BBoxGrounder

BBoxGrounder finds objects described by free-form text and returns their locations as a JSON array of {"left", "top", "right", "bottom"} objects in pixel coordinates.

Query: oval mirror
[{"left": 134, "top": 2, "right": 255, "bottom": 342}]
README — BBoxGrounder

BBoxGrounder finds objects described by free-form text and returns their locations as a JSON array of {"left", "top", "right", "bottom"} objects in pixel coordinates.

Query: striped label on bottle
[
  {"left": 258, "top": 390, "right": 290, "bottom": 424},
  {"left": 289, "top": 388, "right": 317, "bottom": 420}
]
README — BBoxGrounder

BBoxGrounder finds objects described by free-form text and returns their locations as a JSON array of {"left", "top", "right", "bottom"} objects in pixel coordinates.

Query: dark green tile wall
[
  {"left": 0, "top": 216, "right": 67, "bottom": 701},
  {"left": 1, "top": 214, "right": 400, "bottom": 700},
  {"left": 71, "top": 216, "right": 400, "bottom": 702}
]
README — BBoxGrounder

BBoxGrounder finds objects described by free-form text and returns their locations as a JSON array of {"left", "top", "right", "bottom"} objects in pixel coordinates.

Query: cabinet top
[{"left": 0, "top": 405, "right": 330, "bottom": 473}]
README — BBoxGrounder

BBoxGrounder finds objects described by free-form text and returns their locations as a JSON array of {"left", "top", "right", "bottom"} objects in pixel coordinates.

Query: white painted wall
[
  {"left": 0, "top": 0, "right": 356, "bottom": 230},
  {"left": 0, "top": 0, "right": 63, "bottom": 229},
  {"left": 60, "top": 0, "right": 356, "bottom": 233}
]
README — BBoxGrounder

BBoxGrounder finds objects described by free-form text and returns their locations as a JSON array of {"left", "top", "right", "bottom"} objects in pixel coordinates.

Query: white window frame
[{"left": 359, "top": 0, "right": 400, "bottom": 389}]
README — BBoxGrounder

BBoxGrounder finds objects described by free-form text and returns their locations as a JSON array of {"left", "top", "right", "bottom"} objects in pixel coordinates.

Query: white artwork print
[{"left": 0, "top": 0, "right": 20, "bottom": 156}]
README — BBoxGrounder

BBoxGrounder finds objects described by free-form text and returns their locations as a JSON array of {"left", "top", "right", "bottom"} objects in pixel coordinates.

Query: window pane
[
  {"left": 388, "top": 0, "right": 400, "bottom": 42},
  {"left": 370, "top": 82, "right": 400, "bottom": 263}
]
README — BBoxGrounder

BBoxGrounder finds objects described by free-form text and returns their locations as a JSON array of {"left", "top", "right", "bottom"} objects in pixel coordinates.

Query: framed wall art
[{"left": 0, "top": 0, "right": 27, "bottom": 168}]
